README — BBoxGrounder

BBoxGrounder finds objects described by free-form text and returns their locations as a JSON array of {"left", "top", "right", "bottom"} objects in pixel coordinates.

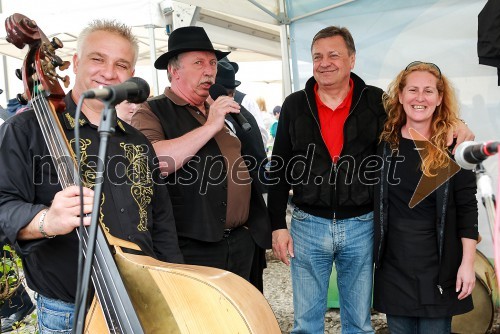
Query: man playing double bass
[{"left": 0, "top": 19, "right": 183, "bottom": 333}]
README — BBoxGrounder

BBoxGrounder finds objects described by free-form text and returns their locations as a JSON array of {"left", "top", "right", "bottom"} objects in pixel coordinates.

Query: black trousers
[
  {"left": 178, "top": 226, "right": 256, "bottom": 281},
  {"left": 249, "top": 246, "right": 266, "bottom": 293}
]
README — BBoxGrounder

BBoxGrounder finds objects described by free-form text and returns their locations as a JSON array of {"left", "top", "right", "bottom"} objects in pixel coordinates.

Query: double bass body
[{"left": 95, "top": 246, "right": 281, "bottom": 333}]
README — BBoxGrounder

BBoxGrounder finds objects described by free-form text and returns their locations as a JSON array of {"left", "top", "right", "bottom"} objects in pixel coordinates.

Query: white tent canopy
[
  {"left": 0, "top": 0, "right": 286, "bottom": 99},
  {"left": 0, "top": 0, "right": 283, "bottom": 62},
  {"left": 0, "top": 0, "right": 370, "bottom": 104}
]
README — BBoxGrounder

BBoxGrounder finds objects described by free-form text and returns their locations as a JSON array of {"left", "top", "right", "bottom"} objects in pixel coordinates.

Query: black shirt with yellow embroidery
[{"left": 0, "top": 93, "right": 183, "bottom": 303}]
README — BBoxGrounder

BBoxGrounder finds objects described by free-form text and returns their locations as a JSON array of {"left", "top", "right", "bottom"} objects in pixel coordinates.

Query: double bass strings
[{"left": 31, "top": 86, "right": 124, "bottom": 333}]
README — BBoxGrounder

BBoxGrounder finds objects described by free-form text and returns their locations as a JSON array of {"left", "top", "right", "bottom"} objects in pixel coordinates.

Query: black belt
[{"left": 223, "top": 225, "right": 245, "bottom": 238}]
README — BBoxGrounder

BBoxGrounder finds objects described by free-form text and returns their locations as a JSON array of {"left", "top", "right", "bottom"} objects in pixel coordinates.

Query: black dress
[{"left": 373, "top": 138, "right": 468, "bottom": 317}]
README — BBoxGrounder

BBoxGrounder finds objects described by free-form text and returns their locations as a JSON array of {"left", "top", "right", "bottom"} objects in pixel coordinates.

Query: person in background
[
  {"left": 0, "top": 95, "right": 31, "bottom": 121},
  {"left": 0, "top": 19, "right": 183, "bottom": 333},
  {"left": 6, "top": 98, "right": 25, "bottom": 118},
  {"left": 0, "top": 89, "right": 35, "bottom": 332},
  {"left": 220, "top": 57, "right": 269, "bottom": 148},
  {"left": 266, "top": 105, "right": 281, "bottom": 155},
  {"left": 268, "top": 25, "right": 474, "bottom": 334},
  {"left": 131, "top": 26, "right": 271, "bottom": 286},
  {"left": 210, "top": 61, "right": 269, "bottom": 194},
  {"left": 269, "top": 105, "right": 281, "bottom": 139},
  {"left": 256, "top": 97, "right": 274, "bottom": 135},
  {"left": 211, "top": 61, "right": 269, "bottom": 291},
  {"left": 373, "top": 61, "right": 478, "bottom": 334},
  {"left": 256, "top": 97, "right": 266, "bottom": 113},
  {"left": 116, "top": 100, "right": 138, "bottom": 124}
]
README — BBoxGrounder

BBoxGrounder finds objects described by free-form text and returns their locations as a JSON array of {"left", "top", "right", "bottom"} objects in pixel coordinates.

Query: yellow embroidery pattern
[
  {"left": 70, "top": 138, "right": 107, "bottom": 231},
  {"left": 65, "top": 113, "right": 86, "bottom": 129},
  {"left": 121, "top": 142, "right": 152, "bottom": 232}
]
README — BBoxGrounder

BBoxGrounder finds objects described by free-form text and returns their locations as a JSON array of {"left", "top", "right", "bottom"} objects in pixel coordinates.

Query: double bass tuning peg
[
  {"left": 50, "top": 37, "right": 63, "bottom": 50},
  {"left": 16, "top": 93, "right": 28, "bottom": 105},
  {"left": 15, "top": 69, "right": 23, "bottom": 80},
  {"left": 50, "top": 55, "right": 64, "bottom": 68},
  {"left": 59, "top": 61, "right": 70, "bottom": 71},
  {"left": 60, "top": 75, "right": 70, "bottom": 88}
]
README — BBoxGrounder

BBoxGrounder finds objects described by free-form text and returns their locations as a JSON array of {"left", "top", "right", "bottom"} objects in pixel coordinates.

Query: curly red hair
[{"left": 380, "top": 62, "right": 460, "bottom": 177}]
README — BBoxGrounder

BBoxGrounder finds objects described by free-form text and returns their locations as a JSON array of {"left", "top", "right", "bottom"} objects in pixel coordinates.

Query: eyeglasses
[{"left": 405, "top": 61, "right": 442, "bottom": 79}]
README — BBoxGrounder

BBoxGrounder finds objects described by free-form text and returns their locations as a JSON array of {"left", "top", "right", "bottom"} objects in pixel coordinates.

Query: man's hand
[
  {"left": 272, "top": 229, "right": 294, "bottom": 266},
  {"left": 206, "top": 96, "right": 240, "bottom": 131},
  {"left": 42, "top": 186, "right": 94, "bottom": 237},
  {"left": 448, "top": 121, "right": 475, "bottom": 154}
]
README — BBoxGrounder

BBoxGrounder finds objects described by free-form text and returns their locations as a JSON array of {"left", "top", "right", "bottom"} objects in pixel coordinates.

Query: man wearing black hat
[
  {"left": 131, "top": 26, "right": 271, "bottom": 284},
  {"left": 219, "top": 58, "right": 269, "bottom": 148},
  {"left": 213, "top": 61, "right": 270, "bottom": 291},
  {"left": 212, "top": 62, "right": 268, "bottom": 196}
]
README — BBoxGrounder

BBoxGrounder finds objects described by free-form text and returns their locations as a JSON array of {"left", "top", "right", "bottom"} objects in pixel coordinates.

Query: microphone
[
  {"left": 82, "top": 77, "right": 150, "bottom": 104},
  {"left": 209, "top": 83, "right": 251, "bottom": 132},
  {"left": 455, "top": 141, "right": 500, "bottom": 170}
]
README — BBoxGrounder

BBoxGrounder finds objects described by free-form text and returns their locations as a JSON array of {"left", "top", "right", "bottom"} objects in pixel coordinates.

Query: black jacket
[
  {"left": 374, "top": 142, "right": 479, "bottom": 291},
  {"left": 268, "top": 73, "right": 386, "bottom": 230},
  {"left": 226, "top": 104, "right": 268, "bottom": 194},
  {"left": 0, "top": 94, "right": 184, "bottom": 302},
  {"left": 147, "top": 96, "right": 271, "bottom": 249}
]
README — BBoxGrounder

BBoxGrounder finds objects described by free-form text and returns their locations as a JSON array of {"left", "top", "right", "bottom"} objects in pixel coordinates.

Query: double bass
[{"left": 5, "top": 13, "right": 281, "bottom": 334}]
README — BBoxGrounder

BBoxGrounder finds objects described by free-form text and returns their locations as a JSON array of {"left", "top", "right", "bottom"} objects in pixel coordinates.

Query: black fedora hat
[
  {"left": 220, "top": 57, "right": 239, "bottom": 73},
  {"left": 155, "top": 26, "right": 230, "bottom": 69},
  {"left": 216, "top": 62, "right": 241, "bottom": 89}
]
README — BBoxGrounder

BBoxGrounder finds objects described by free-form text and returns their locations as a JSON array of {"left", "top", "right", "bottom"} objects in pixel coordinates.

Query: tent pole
[
  {"left": 2, "top": 55, "right": 9, "bottom": 103},
  {"left": 279, "top": 0, "right": 292, "bottom": 98},
  {"left": 146, "top": 25, "right": 160, "bottom": 96},
  {"left": 247, "top": 0, "right": 280, "bottom": 21}
]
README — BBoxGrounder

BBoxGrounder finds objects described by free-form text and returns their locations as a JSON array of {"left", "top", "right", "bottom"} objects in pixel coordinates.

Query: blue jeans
[
  {"left": 386, "top": 315, "right": 451, "bottom": 334},
  {"left": 35, "top": 293, "right": 74, "bottom": 334},
  {"left": 290, "top": 208, "right": 374, "bottom": 334}
]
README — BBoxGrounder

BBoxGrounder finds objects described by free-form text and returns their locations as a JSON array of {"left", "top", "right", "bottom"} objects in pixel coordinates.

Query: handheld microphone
[
  {"left": 209, "top": 83, "right": 252, "bottom": 132},
  {"left": 455, "top": 141, "right": 500, "bottom": 170},
  {"left": 82, "top": 77, "right": 150, "bottom": 104}
]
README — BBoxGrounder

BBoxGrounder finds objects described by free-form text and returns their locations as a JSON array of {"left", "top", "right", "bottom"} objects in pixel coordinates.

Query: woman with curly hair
[{"left": 373, "top": 61, "right": 479, "bottom": 334}]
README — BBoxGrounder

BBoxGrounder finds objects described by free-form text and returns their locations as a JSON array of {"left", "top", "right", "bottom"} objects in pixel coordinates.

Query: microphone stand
[
  {"left": 475, "top": 163, "right": 496, "bottom": 242},
  {"left": 74, "top": 101, "right": 117, "bottom": 333}
]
